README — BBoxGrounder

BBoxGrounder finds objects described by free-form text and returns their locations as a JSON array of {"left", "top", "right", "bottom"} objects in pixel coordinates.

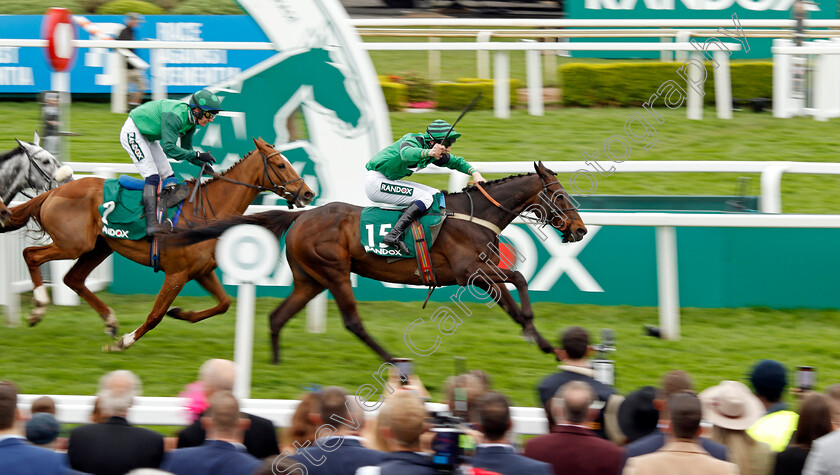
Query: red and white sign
[{"left": 42, "top": 8, "right": 76, "bottom": 72}]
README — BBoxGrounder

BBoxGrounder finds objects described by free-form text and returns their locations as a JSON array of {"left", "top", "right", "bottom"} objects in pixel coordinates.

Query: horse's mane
[
  {"left": 183, "top": 150, "right": 254, "bottom": 185},
  {"left": 0, "top": 145, "right": 23, "bottom": 165},
  {"left": 442, "top": 172, "right": 537, "bottom": 196}
]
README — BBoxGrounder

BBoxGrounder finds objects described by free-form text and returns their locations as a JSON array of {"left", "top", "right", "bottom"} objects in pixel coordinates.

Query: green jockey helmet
[
  {"left": 189, "top": 89, "right": 222, "bottom": 112},
  {"left": 426, "top": 119, "right": 461, "bottom": 143}
]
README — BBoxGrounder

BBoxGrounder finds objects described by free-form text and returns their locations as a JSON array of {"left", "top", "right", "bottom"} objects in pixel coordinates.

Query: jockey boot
[
  {"left": 142, "top": 184, "right": 170, "bottom": 235},
  {"left": 383, "top": 202, "right": 426, "bottom": 255},
  {"left": 159, "top": 182, "right": 189, "bottom": 209}
]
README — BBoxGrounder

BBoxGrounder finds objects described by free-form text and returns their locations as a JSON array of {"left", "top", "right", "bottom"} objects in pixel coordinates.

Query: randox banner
[{"left": 110, "top": 223, "right": 840, "bottom": 310}]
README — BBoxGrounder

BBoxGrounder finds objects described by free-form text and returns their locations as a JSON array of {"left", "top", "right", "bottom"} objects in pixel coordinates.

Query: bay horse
[
  {"left": 163, "top": 162, "right": 587, "bottom": 363},
  {"left": 1, "top": 132, "right": 73, "bottom": 203},
  {"left": 2, "top": 138, "right": 314, "bottom": 350}
]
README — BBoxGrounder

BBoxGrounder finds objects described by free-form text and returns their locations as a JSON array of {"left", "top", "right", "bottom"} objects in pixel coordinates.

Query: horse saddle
[
  {"left": 98, "top": 177, "right": 183, "bottom": 240},
  {"left": 359, "top": 193, "right": 446, "bottom": 259}
]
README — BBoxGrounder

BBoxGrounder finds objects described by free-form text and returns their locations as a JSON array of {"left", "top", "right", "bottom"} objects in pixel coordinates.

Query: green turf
[
  {"left": 1, "top": 292, "right": 835, "bottom": 410},
  {"left": 2, "top": 102, "right": 839, "bottom": 213}
]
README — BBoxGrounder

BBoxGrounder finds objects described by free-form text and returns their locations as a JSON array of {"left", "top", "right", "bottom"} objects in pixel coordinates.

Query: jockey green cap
[
  {"left": 426, "top": 119, "right": 461, "bottom": 143},
  {"left": 189, "top": 89, "right": 222, "bottom": 112}
]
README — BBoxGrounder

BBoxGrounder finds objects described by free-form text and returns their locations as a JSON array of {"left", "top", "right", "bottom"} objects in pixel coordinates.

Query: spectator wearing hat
[
  {"left": 618, "top": 386, "right": 659, "bottom": 445},
  {"left": 118, "top": 12, "right": 147, "bottom": 109},
  {"left": 0, "top": 381, "right": 73, "bottom": 475},
  {"left": 775, "top": 393, "right": 833, "bottom": 475},
  {"left": 701, "top": 380, "right": 773, "bottom": 475},
  {"left": 536, "top": 326, "right": 618, "bottom": 438},
  {"left": 623, "top": 370, "right": 727, "bottom": 469},
  {"left": 26, "top": 412, "right": 60, "bottom": 449},
  {"left": 747, "top": 360, "right": 799, "bottom": 452},
  {"left": 623, "top": 392, "right": 739, "bottom": 475}
]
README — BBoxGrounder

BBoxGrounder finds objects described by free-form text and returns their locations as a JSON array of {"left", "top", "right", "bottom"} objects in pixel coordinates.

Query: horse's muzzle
[{"left": 54, "top": 165, "right": 74, "bottom": 183}]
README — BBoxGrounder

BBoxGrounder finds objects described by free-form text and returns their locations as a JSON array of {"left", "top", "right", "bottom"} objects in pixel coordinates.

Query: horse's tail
[
  {"left": 162, "top": 210, "right": 305, "bottom": 247},
  {"left": 0, "top": 191, "right": 51, "bottom": 233}
]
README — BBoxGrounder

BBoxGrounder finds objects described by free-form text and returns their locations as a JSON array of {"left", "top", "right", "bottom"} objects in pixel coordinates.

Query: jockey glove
[{"left": 196, "top": 151, "right": 216, "bottom": 164}]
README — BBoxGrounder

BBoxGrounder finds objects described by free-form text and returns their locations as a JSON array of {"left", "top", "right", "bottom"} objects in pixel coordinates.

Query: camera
[
  {"left": 428, "top": 412, "right": 468, "bottom": 474},
  {"left": 796, "top": 366, "right": 816, "bottom": 392},
  {"left": 392, "top": 357, "right": 414, "bottom": 386},
  {"left": 591, "top": 329, "right": 616, "bottom": 387}
]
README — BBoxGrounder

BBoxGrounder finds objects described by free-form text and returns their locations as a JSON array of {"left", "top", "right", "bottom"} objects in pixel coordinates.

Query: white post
[
  {"left": 812, "top": 40, "right": 830, "bottom": 121},
  {"left": 655, "top": 226, "right": 680, "bottom": 340},
  {"left": 50, "top": 260, "right": 79, "bottom": 305},
  {"left": 428, "top": 37, "right": 440, "bottom": 81},
  {"left": 759, "top": 164, "right": 789, "bottom": 213},
  {"left": 675, "top": 30, "right": 691, "bottom": 63},
  {"left": 476, "top": 31, "right": 491, "bottom": 79},
  {"left": 827, "top": 38, "right": 840, "bottom": 118},
  {"left": 713, "top": 49, "right": 732, "bottom": 119},
  {"left": 773, "top": 39, "right": 793, "bottom": 118},
  {"left": 524, "top": 40, "right": 543, "bottom": 117},
  {"left": 233, "top": 283, "right": 255, "bottom": 400},
  {"left": 686, "top": 51, "right": 703, "bottom": 120},
  {"left": 306, "top": 291, "right": 327, "bottom": 333},
  {"left": 0, "top": 234, "right": 14, "bottom": 327},
  {"left": 51, "top": 71, "right": 70, "bottom": 160},
  {"left": 494, "top": 51, "right": 510, "bottom": 119},
  {"left": 660, "top": 33, "right": 672, "bottom": 62},
  {"left": 111, "top": 52, "right": 127, "bottom": 114},
  {"left": 150, "top": 47, "right": 166, "bottom": 101}
]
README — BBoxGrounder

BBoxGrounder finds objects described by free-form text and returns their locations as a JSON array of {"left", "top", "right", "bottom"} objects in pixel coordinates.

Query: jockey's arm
[
  {"left": 160, "top": 112, "right": 202, "bottom": 165},
  {"left": 398, "top": 137, "right": 431, "bottom": 167},
  {"left": 443, "top": 154, "right": 485, "bottom": 182}
]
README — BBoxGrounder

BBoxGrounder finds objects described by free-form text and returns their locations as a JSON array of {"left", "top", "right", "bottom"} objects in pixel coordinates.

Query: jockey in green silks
[
  {"left": 119, "top": 89, "right": 221, "bottom": 235},
  {"left": 364, "top": 119, "right": 486, "bottom": 255}
]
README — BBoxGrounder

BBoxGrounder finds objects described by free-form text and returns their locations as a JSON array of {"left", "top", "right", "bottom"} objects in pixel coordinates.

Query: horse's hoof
[
  {"left": 102, "top": 341, "right": 125, "bottom": 352},
  {"left": 27, "top": 315, "right": 42, "bottom": 327},
  {"left": 104, "top": 325, "right": 119, "bottom": 338},
  {"left": 166, "top": 307, "right": 183, "bottom": 319}
]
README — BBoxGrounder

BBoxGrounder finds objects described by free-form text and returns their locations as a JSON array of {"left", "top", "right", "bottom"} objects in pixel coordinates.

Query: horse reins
[
  {"left": 19, "top": 146, "right": 59, "bottom": 198},
  {"left": 186, "top": 149, "right": 304, "bottom": 225},
  {"left": 451, "top": 177, "right": 578, "bottom": 233}
]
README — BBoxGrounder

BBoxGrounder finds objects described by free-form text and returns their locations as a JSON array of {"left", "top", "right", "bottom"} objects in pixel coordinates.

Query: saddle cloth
[
  {"left": 98, "top": 176, "right": 182, "bottom": 240},
  {"left": 359, "top": 193, "right": 446, "bottom": 259}
]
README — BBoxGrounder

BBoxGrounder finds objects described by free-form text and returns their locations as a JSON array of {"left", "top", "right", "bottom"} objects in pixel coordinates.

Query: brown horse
[
  {"left": 163, "top": 162, "right": 587, "bottom": 363},
  {"left": 2, "top": 138, "right": 314, "bottom": 350},
  {"left": 0, "top": 196, "right": 9, "bottom": 226}
]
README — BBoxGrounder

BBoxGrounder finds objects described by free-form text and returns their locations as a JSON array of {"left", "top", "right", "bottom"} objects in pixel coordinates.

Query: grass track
[{"left": 2, "top": 293, "right": 837, "bottom": 412}]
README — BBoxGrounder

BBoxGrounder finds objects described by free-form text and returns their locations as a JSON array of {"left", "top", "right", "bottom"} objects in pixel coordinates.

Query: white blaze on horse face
[{"left": 33, "top": 285, "right": 50, "bottom": 306}]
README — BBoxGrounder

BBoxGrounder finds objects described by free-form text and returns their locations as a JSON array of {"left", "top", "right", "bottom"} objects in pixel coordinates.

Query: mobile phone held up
[{"left": 797, "top": 366, "right": 816, "bottom": 391}]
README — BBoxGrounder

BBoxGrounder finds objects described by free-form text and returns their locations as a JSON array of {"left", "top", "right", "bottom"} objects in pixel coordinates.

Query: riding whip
[{"left": 439, "top": 92, "right": 482, "bottom": 144}]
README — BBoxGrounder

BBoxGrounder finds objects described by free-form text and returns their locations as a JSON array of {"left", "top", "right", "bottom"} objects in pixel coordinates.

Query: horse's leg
[
  {"left": 62, "top": 239, "right": 118, "bottom": 337},
  {"left": 104, "top": 272, "right": 188, "bottom": 351},
  {"left": 463, "top": 264, "right": 555, "bottom": 356},
  {"left": 328, "top": 280, "right": 394, "bottom": 363},
  {"left": 267, "top": 275, "right": 325, "bottom": 364},
  {"left": 166, "top": 272, "right": 232, "bottom": 323},
  {"left": 22, "top": 243, "right": 85, "bottom": 326}
]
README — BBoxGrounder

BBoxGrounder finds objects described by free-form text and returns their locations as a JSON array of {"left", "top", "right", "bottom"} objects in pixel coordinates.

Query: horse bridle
[
  {"left": 202, "top": 150, "right": 305, "bottom": 209},
  {"left": 471, "top": 175, "right": 578, "bottom": 231},
  {"left": 19, "top": 145, "right": 59, "bottom": 198}
]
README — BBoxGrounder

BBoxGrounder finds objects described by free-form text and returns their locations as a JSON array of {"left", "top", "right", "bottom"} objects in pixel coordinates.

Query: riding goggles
[{"left": 199, "top": 109, "right": 219, "bottom": 119}]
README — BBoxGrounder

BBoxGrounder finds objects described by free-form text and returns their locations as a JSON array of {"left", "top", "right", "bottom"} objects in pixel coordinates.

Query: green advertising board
[
  {"left": 565, "top": 0, "right": 837, "bottom": 59},
  {"left": 110, "top": 220, "right": 840, "bottom": 310}
]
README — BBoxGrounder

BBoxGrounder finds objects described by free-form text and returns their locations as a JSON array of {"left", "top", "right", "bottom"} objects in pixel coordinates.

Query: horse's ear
[
  {"left": 533, "top": 162, "right": 541, "bottom": 174},
  {"left": 33, "top": 131, "right": 40, "bottom": 147}
]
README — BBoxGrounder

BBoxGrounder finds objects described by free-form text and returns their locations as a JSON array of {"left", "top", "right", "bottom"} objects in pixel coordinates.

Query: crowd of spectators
[{"left": 2, "top": 326, "right": 839, "bottom": 475}]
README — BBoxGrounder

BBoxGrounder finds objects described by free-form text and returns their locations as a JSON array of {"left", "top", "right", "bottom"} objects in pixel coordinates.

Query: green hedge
[
  {"left": 97, "top": 0, "right": 164, "bottom": 14},
  {"left": 168, "top": 0, "right": 244, "bottom": 14},
  {"left": 0, "top": 0, "right": 83, "bottom": 14},
  {"left": 560, "top": 62, "right": 772, "bottom": 107},
  {"left": 379, "top": 76, "right": 408, "bottom": 111},
  {"left": 434, "top": 78, "right": 522, "bottom": 110}
]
